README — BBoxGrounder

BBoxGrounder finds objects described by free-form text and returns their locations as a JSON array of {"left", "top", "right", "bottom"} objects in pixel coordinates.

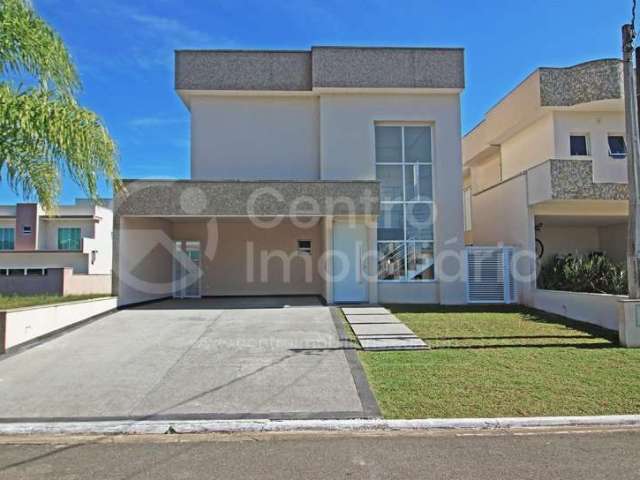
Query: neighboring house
[
  {"left": 113, "top": 46, "right": 467, "bottom": 307},
  {"left": 462, "top": 59, "right": 627, "bottom": 309},
  {"left": 0, "top": 199, "right": 113, "bottom": 295}
]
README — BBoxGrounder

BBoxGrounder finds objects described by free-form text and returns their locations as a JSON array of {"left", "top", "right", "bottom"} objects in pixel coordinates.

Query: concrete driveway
[{"left": 0, "top": 297, "right": 378, "bottom": 421}]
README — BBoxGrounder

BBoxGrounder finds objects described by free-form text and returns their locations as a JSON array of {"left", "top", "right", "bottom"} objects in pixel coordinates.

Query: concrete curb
[{"left": 1, "top": 415, "right": 640, "bottom": 436}]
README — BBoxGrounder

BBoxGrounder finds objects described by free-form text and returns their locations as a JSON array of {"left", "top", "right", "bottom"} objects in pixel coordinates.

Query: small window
[
  {"left": 570, "top": 135, "right": 590, "bottom": 156},
  {"left": 26, "top": 268, "right": 47, "bottom": 276},
  {"left": 22, "top": 225, "right": 32, "bottom": 235},
  {"left": 58, "top": 227, "right": 81, "bottom": 250},
  {"left": 297, "top": 240, "right": 312, "bottom": 255},
  {"left": 608, "top": 135, "right": 627, "bottom": 159},
  {"left": 0, "top": 228, "right": 14, "bottom": 250}
]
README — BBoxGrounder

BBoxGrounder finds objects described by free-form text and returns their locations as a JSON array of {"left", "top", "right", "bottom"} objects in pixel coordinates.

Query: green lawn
[
  {"left": 0, "top": 294, "right": 109, "bottom": 310},
  {"left": 356, "top": 305, "right": 640, "bottom": 419}
]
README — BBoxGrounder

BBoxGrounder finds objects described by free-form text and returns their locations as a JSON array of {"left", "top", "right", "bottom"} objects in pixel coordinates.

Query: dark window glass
[
  {"left": 570, "top": 135, "right": 589, "bottom": 156},
  {"left": 608, "top": 136, "right": 626, "bottom": 158}
]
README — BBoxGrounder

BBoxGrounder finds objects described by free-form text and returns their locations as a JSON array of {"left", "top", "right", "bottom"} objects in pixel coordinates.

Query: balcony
[{"left": 527, "top": 159, "right": 628, "bottom": 205}]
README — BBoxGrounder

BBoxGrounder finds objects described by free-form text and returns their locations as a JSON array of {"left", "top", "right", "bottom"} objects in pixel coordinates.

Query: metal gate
[{"left": 465, "top": 247, "right": 517, "bottom": 304}]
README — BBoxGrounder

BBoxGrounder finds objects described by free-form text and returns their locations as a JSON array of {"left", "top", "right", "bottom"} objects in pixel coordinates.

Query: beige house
[
  {"left": 462, "top": 59, "right": 628, "bottom": 326},
  {"left": 113, "top": 46, "right": 467, "bottom": 307},
  {"left": 0, "top": 199, "right": 113, "bottom": 295}
]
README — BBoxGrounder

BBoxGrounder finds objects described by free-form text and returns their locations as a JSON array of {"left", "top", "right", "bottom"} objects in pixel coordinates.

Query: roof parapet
[{"left": 175, "top": 46, "right": 465, "bottom": 92}]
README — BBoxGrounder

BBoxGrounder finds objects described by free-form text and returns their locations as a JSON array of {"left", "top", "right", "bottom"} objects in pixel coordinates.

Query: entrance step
[
  {"left": 342, "top": 307, "right": 390, "bottom": 316},
  {"left": 359, "top": 337, "right": 428, "bottom": 351},
  {"left": 345, "top": 314, "right": 401, "bottom": 324},
  {"left": 351, "top": 323, "right": 415, "bottom": 337},
  {"left": 341, "top": 307, "right": 428, "bottom": 351}
]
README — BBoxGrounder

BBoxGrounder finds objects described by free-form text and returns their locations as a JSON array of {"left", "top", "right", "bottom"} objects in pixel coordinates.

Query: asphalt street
[{"left": 0, "top": 427, "right": 638, "bottom": 479}]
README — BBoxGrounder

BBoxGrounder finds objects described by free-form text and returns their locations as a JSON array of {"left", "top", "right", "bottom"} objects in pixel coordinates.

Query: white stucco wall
[
  {"left": 500, "top": 113, "right": 555, "bottom": 180},
  {"left": 0, "top": 252, "right": 88, "bottom": 273},
  {"left": 470, "top": 152, "right": 502, "bottom": 193},
  {"left": 180, "top": 91, "right": 466, "bottom": 304},
  {"left": 536, "top": 225, "right": 601, "bottom": 264},
  {"left": 532, "top": 289, "right": 621, "bottom": 331},
  {"left": 84, "top": 206, "right": 113, "bottom": 275},
  {"left": 117, "top": 217, "right": 173, "bottom": 306},
  {"left": 39, "top": 219, "right": 94, "bottom": 251},
  {"left": 2, "top": 297, "right": 117, "bottom": 351},
  {"left": 471, "top": 175, "right": 536, "bottom": 303},
  {"left": 190, "top": 95, "right": 321, "bottom": 180},
  {"left": 552, "top": 111, "right": 627, "bottom": 184},
  {"left": 319, "top": 93, "right": 466, "bottom": 304},
  {"left": 598, "top": 223, "right": 627, "bottom": 263},
  {"left": 170, "top": 218, "right": 327, "bottom": 297}
]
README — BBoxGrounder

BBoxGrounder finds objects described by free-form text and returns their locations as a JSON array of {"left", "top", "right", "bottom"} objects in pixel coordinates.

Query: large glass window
[
  {"left": 58, "top": 227, "right": 81, "bottom": 250},
  {"left": 0, "top": 228, "right": 14, "bottom": 250},
  {"left": 375, "top": 124, "right": 435, "bottom": 281}
]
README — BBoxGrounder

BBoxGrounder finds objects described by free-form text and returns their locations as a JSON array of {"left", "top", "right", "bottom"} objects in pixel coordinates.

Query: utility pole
[{"left": 623, "top": 24, "right": 640, "bottom": 299}]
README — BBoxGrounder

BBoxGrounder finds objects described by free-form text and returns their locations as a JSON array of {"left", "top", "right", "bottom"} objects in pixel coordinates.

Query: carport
[{"left": 113, "top": 179, "right": 380, "bottom": 307}]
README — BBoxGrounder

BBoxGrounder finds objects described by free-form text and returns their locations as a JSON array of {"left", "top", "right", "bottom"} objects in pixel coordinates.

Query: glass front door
[{"left": 173, "top": 240, "right": 202, "bottom": 298}]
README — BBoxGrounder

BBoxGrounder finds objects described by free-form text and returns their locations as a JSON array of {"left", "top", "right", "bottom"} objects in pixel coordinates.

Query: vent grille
[{"left": 466, "top": 247, "right": 517, "bottom": 304}]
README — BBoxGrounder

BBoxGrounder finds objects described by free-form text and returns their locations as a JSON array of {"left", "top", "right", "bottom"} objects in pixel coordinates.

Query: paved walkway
[
  {"left": 342, "top": 307, "right": 427, "bottom": 350},
  {"left": 0, "top": 298, "right": 379, "bottom": 421}
]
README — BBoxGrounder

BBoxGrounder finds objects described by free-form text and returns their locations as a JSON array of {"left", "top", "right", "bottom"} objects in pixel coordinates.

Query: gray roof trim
[
  {"left": 175, "top": 46, "right": 465, "bottom": 92},
  {"left": 116, "top": 180, "right": 380, "bottom": 217},
  {"left": 539, "top": 59, "right": 623, "bottom": 107},
  {"left": 311, "top": 46, "right": 464, "bottom": 89},
  {"left": 175, "top": 51, "right": 312, "bottom": 91}
]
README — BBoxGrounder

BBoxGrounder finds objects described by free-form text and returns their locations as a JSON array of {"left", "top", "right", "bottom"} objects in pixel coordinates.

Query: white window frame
[
  {"left": 569, "top": 133, "right": 591, "bottom": 158},
  {"left": 463, "top": 188, "right": 472, "bottom": 232},
  {"left": 375, "top": 122, "right": 436, "bottom": 283},
  {"left": 297, "top": 239, "right": 312, "bottom": 255},
  {"left": 607, "top": 133, "right": 627, "bottom": 159},
  {"left": 0, "top": 227, "right": 15, "bottom": 251}
]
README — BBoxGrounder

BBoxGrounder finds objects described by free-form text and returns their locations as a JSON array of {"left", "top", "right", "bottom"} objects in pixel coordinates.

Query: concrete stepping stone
[
  {"left": 351, "top": 323, "right": 416, "bottom": 337},
  {"left": 342, "top": 307, "right": 390, "bottom": 315},
  {"left": 359, "top": 337, "right": 428, "bottom": 351},
  {"left": 345, "top": 314, "right": 401, "bottom": 324}
]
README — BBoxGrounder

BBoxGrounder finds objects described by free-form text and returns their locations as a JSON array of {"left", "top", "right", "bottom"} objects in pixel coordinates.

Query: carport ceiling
[{"left": 536, "top": 214, "right": 627, "bottom": 227}]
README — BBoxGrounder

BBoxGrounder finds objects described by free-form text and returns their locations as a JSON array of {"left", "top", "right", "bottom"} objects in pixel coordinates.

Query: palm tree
[{"left": 0, "top": 0, "right": 120, "bottom": 210}]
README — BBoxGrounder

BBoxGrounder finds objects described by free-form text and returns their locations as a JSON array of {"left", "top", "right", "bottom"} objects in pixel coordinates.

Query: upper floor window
[
  {"left": 21, "top": 225, "right": 32, "bottom": 235},
  {"left": 375, "top": 124, "right": 434, "bottom": 282},
  {"left": 608, "top": 135, "right": 627, "bottom": 159},
  {"left": 58, "top": 227, "right": 81, "bottom": 251},
  {"left": 0, "top": 228, "right": 15, "bottom": 250},
  {"left": 569, "top": 134, "right": 590, "bottom": 157}
]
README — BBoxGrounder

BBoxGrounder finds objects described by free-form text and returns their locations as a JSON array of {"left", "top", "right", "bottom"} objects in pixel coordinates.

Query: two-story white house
[
  {"left": 0, "top": 199, "right": 113, "bottom": 295},
  {"left": 462, "top": 59, "right": 627, "bottom": 326},
  {"left": 113, "top": 46, "right": 467, "bottom": 307}
]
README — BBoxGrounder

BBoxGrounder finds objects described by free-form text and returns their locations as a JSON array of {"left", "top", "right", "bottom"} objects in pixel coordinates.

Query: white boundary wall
[
  {"left": 532, "top": 289, "right": 622, "bottom": 331},
  {"left": 1, "top": 297, "right": 117, "bottom": 351}
]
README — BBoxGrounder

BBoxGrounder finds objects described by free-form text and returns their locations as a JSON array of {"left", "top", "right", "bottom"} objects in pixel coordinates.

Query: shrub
[{"left": 537, "top": 252, "right": 628, "bottom": 295}]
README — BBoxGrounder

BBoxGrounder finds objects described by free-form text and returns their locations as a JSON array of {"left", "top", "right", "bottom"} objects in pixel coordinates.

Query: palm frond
[
  {"left": 0, "top": 0, "right": 79, "bottom": 95},
  {"left": 0, "top": 84, "right": 120, "bottom": 210}
]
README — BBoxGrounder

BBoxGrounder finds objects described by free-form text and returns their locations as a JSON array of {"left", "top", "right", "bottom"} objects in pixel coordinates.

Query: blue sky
[{"left": 1, "top": 0, "right": 632, "bottom": 203}]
